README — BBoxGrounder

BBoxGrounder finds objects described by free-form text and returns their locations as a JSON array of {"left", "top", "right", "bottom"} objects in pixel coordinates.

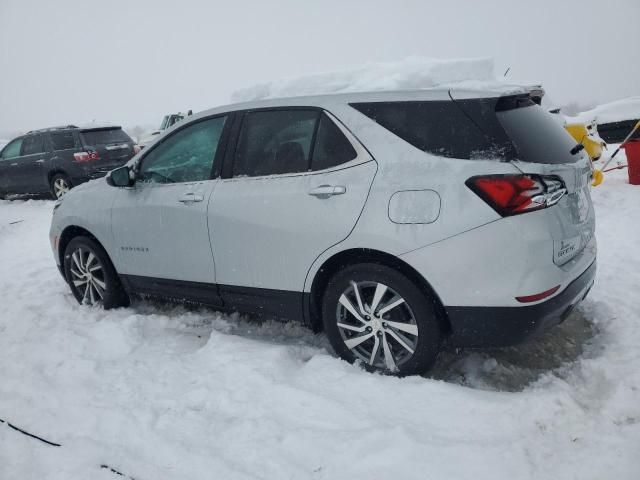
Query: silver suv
[{"left": 49, "top": 88, "right": 596, "bottom": 375}]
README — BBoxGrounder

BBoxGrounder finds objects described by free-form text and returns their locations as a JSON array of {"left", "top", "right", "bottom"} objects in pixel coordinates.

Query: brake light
[
  {"left": 73, "top": 150, "right": 101, "bottom": 163},
  {"left": 466, "top": 174, "right": 566, "bottom": 216},
  {"left": 133, "top": 145, "right": 141, "bottom": 155}
]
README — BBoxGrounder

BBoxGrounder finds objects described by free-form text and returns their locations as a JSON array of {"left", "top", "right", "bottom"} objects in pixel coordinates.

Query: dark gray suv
[{"left": 0, "top": 125, "right": 137, "bottom": 199}]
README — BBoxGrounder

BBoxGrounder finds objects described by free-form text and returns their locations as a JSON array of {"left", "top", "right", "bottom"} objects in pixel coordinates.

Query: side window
[
  {"left": 50, "top": 131, "right": 77, "bottom": 151},
  {"left": 138, "top": 116, "right": 227, "bottom": 184},
  {"left": 1, "top": 138, "right": 23, "bottom": 159},
  {"left": 311, "top": 113, "right": 357, "bottom": 170},
  {"left": 233, "top": 110, "right": 319, "bottom": 177},
  {"left": 21, "top": 135, "right": 45, "bottom": 156}
]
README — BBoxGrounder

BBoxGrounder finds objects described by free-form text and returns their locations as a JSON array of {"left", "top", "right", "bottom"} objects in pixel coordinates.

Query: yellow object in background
[
  {"left": 565, "top": 122, "right": 605, "bottom": 161},
  {"left": 591, "top": 169, "right": 604, "bottom": 186}
]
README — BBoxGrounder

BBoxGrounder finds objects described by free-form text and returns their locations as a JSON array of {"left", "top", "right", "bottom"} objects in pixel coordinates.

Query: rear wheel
[
  {"left": 63, "top": 236, "right": 129, "bottom": 309},
  {"left": 322, "top": 263, "right": 442, "bottom": 375},
  {"left": 50, "top": 173, "right": 72, "bottom": 199}
]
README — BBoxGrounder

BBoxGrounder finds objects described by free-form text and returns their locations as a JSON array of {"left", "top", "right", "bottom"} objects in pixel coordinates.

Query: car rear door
[
  {"left": 110, "top": 115, "right": 230, "bottom": 304},
  {"left": 208, "top": 109, "right": 376, "bottom": 302}
]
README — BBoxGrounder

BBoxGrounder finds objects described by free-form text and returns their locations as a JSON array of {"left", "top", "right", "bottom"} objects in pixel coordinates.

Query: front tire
[
  {"left": 50, "top": 173, "right": 72, "bottom": 199},
  {"left": 322, "top": 263, "right": 442, "bottom": 375},
  {"left": 63, "top": 236, "right": 129, "bottom": 309}
]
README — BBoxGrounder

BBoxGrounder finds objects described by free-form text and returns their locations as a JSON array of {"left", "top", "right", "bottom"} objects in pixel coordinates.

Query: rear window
[
  {"left": 496, "top": 102, "right": 579, "bottom": 164},
  {"left": 81, "top": 128, "right": 131, "bottom": 146},
  {"left": 351, "top": 100, "right": 515, "bottom": 160}
]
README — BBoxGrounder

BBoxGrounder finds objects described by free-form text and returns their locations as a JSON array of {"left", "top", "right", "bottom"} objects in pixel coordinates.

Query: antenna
[{"left": 503, "top": 67, "right": 511, "bottom": 77}]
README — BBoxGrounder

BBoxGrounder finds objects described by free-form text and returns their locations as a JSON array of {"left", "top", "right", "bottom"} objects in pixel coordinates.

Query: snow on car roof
[{"left": 188, "top": 57, "right": 536, "bottom": 119}]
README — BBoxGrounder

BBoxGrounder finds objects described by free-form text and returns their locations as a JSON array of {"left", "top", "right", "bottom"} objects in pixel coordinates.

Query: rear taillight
[
  {"left": 133, "top": 145, "right": 141, "bottom": 155},
  {"left": 466, "top": 174, "right": 567, "bottom": 216},
  {"left": 73, "top": 150, "right": 101, "bottom": 163}
]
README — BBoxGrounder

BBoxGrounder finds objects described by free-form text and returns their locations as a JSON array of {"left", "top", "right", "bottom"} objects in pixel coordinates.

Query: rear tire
[
  {"left": 63, "top": 236, "right": 129, "bottom": 309},
  {"left": 322, "top": 263, "right": 442, "bottom": 376},
  {"left": 50, "top": 173, "right": 72, "bottom": 199}
]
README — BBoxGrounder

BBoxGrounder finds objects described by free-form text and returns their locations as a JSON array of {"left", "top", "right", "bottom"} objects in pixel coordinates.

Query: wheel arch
[
  {"left": 307, "top": 248, "right": 451, "bottom": 334},
  {"left": 58, "top": 225, "right": 107, "bottom": 270}
]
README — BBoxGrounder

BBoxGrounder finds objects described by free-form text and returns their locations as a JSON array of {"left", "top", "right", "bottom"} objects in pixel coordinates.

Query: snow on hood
[
  {"left": 570, "top": 97, "right": 640, "bottom": 125},
  {"left": 232, "top": 57, "right": 516, "bottom": 102}
]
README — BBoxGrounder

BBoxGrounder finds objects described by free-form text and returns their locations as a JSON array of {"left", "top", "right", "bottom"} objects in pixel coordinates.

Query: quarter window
[
  {"left": 50, "top": 131, "right": 77, "bottom": 151},
  {"left": 138, "top": 116, "right": 227, "bottom": 184},
  {"left": 1, "top": 138, "right": 23, "bottom": 159},
  {"left": 351, "top": 101, "right": 515, "bottom": 160},
  {"left": 233, "top": 110, "right": 319, "bottom": 177},
  {"left": 21, "top": 135, "right": 45, "bottom": 156}
]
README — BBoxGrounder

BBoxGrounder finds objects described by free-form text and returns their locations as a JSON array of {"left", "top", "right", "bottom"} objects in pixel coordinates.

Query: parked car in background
[
  {"left": 0, "top": 125, "right": 138, "bottom": 199},
  {"left": 138, "top": 111, "right": 192, "bottom": 149},
  {"left": 50, "top": 87, "right": 596, "bottom": 375}
]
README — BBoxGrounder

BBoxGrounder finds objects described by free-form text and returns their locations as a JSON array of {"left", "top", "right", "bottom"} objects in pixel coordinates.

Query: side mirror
[{"left": 107, "top": 166, "right": 135, "bottom": 187}]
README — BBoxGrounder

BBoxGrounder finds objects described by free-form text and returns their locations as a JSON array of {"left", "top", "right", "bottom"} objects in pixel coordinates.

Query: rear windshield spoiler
[{"left": 495, "top": 94, "right": 537, "bottom": 112}]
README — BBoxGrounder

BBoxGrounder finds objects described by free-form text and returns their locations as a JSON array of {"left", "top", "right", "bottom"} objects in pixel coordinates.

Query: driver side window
[{"left": 139, "top": 116, "right": 227, "bottom": 184}]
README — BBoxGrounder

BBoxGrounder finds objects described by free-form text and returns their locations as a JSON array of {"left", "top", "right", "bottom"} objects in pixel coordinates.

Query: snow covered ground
[{"left": 1, "top": 161, "right": 639, "bottom": 479}]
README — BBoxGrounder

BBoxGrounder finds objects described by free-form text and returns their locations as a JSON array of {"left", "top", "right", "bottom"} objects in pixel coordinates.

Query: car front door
[
  {"left": 0, "top": 137, "right": 24, "bottom": 193},
  {"left": 14, "top": 133, "right": 49, "bottom": 193},
  {"left": 208, "top": 109, "right": 376, "bottom": 310},
  {"left": 111, "top": 114, "right": 230, "bottom": 304}
]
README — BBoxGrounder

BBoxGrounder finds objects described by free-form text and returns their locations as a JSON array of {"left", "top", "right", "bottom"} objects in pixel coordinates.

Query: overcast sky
[{"left": 1, "top": 0, "right": 638, "bottom": 136}]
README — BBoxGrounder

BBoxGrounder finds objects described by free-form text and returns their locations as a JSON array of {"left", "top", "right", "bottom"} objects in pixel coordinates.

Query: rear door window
[
  {"left": 311, "top": 113, "right": 357, "bottom": 170},
  {"left": 50, "top": 131, "right": 78, "bottom": 151},
  {"left": 81, "top": 128, "right": 131, "bottom": 146},
  {"left": 233, "top": 110, "right": 319, "bottom": 177},
  {"left": 21, "top": 134, "right": 45, "bottom": 155},
  {"left": 1, "top": 138, "right": 24, "bottom": 159}
]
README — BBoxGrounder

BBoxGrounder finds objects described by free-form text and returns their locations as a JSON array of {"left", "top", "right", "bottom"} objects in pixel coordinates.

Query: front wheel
[
  {"left": 63, "top": 236, "right": 129, "bottom": 309},
  {"left": 322, "top": 263, "right": 442, "bottom": 376}
]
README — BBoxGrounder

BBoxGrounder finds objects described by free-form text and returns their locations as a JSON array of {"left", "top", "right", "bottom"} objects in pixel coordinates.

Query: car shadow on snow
[
  {"left": 429, "top": 306, "right": 600, "bottom": 392},
  {"left": 129, "top": 298, "right": 600, "bottom": 393}
]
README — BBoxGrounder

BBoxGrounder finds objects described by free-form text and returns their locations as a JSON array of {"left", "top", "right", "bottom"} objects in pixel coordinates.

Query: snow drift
[
  {"left": 232, "top": 57, "right": 502, "bottom": 102},
  {"left": 1, "top": 159, "right": 640, "bottom": 479}
]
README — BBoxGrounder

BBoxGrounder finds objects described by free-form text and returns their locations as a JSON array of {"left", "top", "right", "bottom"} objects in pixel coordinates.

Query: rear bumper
[{"left": 446, "top": 259, "right": 596, "bottom": 348}]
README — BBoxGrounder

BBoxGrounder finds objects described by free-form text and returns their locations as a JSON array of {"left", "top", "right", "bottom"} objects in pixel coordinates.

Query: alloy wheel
[
  {"left": 53, "top": 178, "right": 70, "bottom": 198},
  {"left": 335, "top": 281, "right": 419, "bottom": 372},
  {"left": 69, "top": 247, "right": 106, "bottom": 304}
]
